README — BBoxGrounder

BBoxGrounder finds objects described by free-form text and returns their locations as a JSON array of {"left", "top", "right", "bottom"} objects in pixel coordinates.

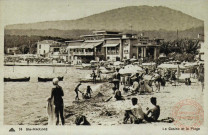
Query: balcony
[
  {"left": 107, "top": 52, "right": 119, "bottom": 55},
  {"left": 72, "top": 52, "right": 94, "bottom": 56}
]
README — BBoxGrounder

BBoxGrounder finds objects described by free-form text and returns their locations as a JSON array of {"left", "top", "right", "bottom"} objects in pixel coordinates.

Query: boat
[
  {"left": 38, "top": 76, "right": 64, "bottom": 82},
  {"left": 4, "top": 77, "right": 30, "bottom": 82}
]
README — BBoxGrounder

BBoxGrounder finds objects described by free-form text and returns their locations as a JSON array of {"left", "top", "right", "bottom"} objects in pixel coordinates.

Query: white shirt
[{"left": 131, "top": 104, "right": 144, "bottom": 119}]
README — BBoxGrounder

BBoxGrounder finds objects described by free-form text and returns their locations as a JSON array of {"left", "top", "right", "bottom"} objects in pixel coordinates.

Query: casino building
[{"left": 66, "top": 31, "right": 162, "bottom": 64}]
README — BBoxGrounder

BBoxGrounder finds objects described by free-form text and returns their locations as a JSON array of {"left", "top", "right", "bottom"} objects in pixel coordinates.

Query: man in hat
[{"left": 50, "top": 78, "right": 65, "bottom": 125}]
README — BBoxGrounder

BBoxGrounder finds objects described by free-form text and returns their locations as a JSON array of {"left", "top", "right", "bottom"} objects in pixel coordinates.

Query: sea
[{"left": 4, "top": 66, "right": 92, "bottom": 125}]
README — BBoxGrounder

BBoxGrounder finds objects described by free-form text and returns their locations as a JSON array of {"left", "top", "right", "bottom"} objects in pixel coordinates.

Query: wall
[
  {"left": 130, "top": 39, "right": 138, "bottom": 59},
  {"left": 37, "top": 43, "right": 50, "bottom": 55},
  {"left": 122, "top": 39, "right": 130, "bottom": 59}
]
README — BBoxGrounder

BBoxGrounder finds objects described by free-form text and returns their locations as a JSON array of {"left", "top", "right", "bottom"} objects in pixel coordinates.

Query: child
[{"left": 86, "top": 86, "right": 92, "bottom": 98}]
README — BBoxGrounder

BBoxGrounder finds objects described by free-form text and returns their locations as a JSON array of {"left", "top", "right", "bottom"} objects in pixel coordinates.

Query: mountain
[
  {"left": 4, "top": 26, "right": 204, "bottom": 41},
  {"left": 5, "top": 6, "right": 204, "bottom": 31}
]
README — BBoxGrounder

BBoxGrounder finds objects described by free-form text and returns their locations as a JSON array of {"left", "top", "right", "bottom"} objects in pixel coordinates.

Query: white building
[{"left": 37, "top": 40, "right": 62, "bottom": 57}]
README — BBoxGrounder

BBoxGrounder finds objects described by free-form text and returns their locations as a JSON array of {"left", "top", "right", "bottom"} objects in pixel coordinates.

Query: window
[
  {"left": 39, "top": 45, "right": 41, "bottom": 49},
  {"left": 54, "top": 48, "right": 60, "bottom": 52},
  {"left": 124, "top": 50, "right": 128, "bottom": 54}
]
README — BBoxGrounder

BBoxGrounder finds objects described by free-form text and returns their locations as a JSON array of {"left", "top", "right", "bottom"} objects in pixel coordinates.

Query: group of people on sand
[
  {"left": 47, "top": 78, "right": 93, "bottom": 125},
  {"left": 112, "top": 67, "right": 165, "bottom": 101},
  {"left": 123, "top": 97, "right": 160, "bottom": 124},
  {"left": 47, "top": 62, "right": 203, "bottom": 125},
  {"left": 48, "top": 77, "right": 160, "bottom": 125},
  {"left": 74, "top": 82, "right": 93, "bottom": 100}
]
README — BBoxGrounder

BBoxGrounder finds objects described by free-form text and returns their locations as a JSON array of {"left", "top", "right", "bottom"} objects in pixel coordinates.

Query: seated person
[
  {"left": 185, "top": 78, "right": 191, "bottom": 85},
  {"left": 187, "top": 78, "right": 191, "bottom": 85},
  {"left": 130, "top": 81, "right": 139, "bottom": 94},
  {"left": 114, "top": 89, "right": 124, "bottom": 100},
  {"left": 138, "top": 79, "right": 145, "bottom": 93},
  {"left": 144, "top": 97, "right": 160, "bottom": 122},
  {"left": 123, "top": 98, "right": 144, "bottom": 124}
]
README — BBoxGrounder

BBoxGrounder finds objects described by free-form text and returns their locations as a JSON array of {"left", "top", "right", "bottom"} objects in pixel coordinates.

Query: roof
[
  {"left": 81, "top": 42, "right": 103, "bottom": 48},
  {"left": 67, "top": 42, "right": 103, "bottom": 49},
  {"left": 103, "top": 43, "right": 120, "bottom": 47},
  {"left": 38, "top": 40, "right": 59, "bottom": 44},
  {"left": 65, "top": 40, "right": 84, "bottom": 43},
  {"left": 133, "top": 43, "right": 160, "bottom": 47},
  {"left": 93, "top": 30, "right": 121, "bottom": 34},
  {"left": 85, "top": 40, "right": 104, "bottom": 43}
]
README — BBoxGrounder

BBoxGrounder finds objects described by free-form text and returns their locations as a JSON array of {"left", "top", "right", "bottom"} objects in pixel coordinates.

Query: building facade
[
  {"left": 66, "top": 31, "right": 162, "bottom": 63},
  {"left": 7, "top": 47, "right": 19, "bottom": 54},
  {"left": 37, "top": 40, "right": 68, "bottom": 61}
]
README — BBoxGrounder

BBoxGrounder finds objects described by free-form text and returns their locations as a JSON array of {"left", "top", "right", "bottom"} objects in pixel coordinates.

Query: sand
[{"left": 4, "top": 66, "right": 203, "bottom": 126}]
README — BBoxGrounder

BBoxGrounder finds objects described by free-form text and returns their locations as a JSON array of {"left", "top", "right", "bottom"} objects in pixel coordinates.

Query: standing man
[
  {"left": 91, "top": 70, "right": 97, "bottom": 84},
  {"left": 75, "top": 82, "right": 82, "bottom": 100},
  {"left": 198, "top": 64, "right": 204, "bottom": 91},
  {"left": 113, "top": 68, "right": 120, "bottom": 89},
  {"left": 50, "top": 78, "right": 65, "bottom": 125},
  {"left": 96, "top": 65, "right": 101, "bottom": 80}
]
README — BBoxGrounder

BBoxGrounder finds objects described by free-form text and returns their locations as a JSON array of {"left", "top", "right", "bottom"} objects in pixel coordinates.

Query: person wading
[{"left": 50, "top": 78, "right": 65, "bottom": 125}]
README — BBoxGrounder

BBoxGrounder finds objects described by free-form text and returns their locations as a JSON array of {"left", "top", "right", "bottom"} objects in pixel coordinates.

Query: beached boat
[
  {"left": 38, "top": 76, "right": 64, "bottom": 82},
  {"left": 4, "top": 77, "right": 30, "bottom": 82}
]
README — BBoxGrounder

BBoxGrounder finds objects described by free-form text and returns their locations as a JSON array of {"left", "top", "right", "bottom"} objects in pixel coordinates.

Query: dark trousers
[
  {"left": 114, "top": 82, "right": 119, "bottom": 89},
  {"left": 55, "top": 105, "right": 65, "bottom": 125},
  {"left": 75, "top": 91, "right": 79, "bottom": 100},
  {"left": 93, "top": 77, "right": 96, "bottom": 84}
]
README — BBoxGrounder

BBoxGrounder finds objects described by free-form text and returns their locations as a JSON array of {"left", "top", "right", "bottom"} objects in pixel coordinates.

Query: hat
[{"left": 53, "top": 78, "right": 59, "bottom": 85}]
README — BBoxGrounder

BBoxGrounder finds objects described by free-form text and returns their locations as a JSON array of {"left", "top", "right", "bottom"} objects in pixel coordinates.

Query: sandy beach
[{"left": 4, "top": 66, "right": 203, "bottom": 126}]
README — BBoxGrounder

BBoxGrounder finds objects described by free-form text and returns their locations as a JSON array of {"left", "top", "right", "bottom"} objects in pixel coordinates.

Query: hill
[
  {"left": 5, "top": 6, "right": 204, "bottom": 31},
  {"left": 5, "top": 26, "right": 204, "bottom": 41}
]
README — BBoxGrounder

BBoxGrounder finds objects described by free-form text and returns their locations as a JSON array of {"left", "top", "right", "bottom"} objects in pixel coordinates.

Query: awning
[
  {"left": 67, "top": 46, "right": 82, "bottom": 49},
  {"left": 80, "top": 42, "right": 102, "bottom": 49},
  {"left": 103, "top": 43, "right": 120, "bottom": 47},
  {"left": 67, "top": 42, "right": 102, "bottom": 49}
]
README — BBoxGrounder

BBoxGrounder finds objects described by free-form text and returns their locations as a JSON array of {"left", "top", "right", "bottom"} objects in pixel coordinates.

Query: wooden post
[
  {"left": 13, "top": 61, "right": 15, "bottom": 72},
  {"left": 65, "top": 64, "right": 67, "bottom": 73}
]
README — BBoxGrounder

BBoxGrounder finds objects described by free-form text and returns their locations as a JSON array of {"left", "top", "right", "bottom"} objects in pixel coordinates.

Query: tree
[{"left": 19, "top": 45, "right": 29, "bottom": 54}]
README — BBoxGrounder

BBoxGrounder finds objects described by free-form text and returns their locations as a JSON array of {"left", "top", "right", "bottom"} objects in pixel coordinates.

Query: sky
[{"left": 0, "top": 0, "right": 208, "bottom": 26}]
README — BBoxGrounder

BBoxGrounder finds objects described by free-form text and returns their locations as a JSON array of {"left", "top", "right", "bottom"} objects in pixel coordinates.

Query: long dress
[{"left": 47, "top": 97, "right": 56, "bottom": 125}]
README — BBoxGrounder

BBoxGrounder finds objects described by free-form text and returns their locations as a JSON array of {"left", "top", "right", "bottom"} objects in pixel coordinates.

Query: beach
[{"left": 4, "top": 66, "right": 203, "bottom": 125}]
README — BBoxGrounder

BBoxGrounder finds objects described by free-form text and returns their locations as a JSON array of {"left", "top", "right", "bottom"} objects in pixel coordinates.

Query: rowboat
[
  {"left": 4, "top": 77, "right": 30, "bottom": 82},
  {"left": 38, "top": 76, "right": 64, "bottom": 82}
]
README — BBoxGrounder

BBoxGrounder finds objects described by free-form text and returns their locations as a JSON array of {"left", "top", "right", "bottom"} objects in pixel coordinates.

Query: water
[{"left": 4, "top": 66, "right": 92, "bottom": 125}]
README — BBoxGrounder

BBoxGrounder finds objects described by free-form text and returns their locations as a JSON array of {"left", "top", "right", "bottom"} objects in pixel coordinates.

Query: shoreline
[{"left": 4, "top": 63, "right": 73, "bottom": 67}]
